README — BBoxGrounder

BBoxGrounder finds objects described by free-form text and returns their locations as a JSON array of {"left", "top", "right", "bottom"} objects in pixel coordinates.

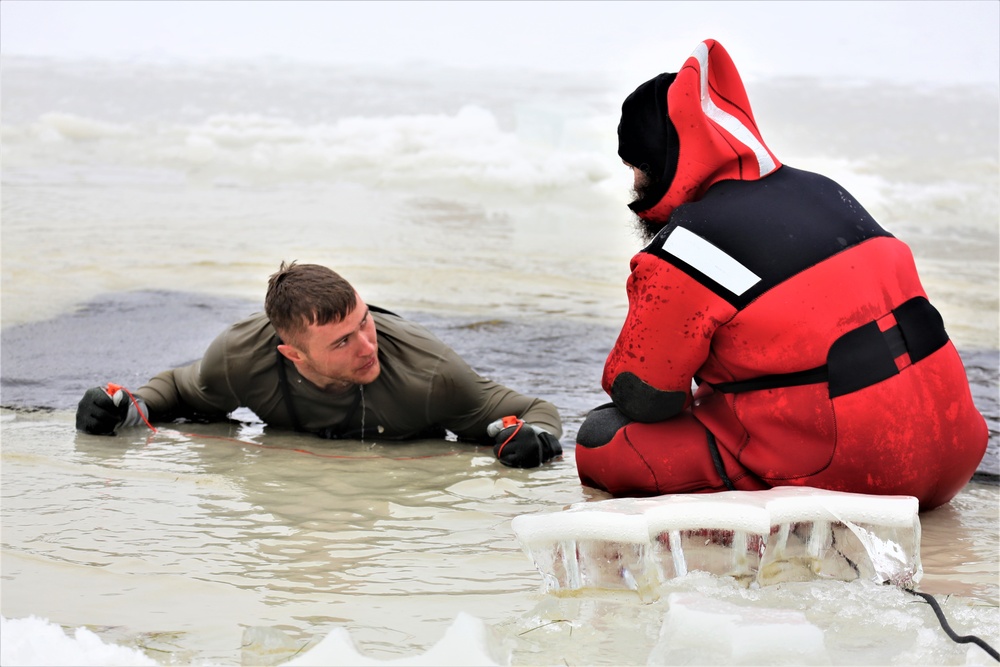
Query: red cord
[
  {"left": 110, "top": 384, "right": 158, "bottom": 433},
  {"left": 494, "top": 418, "right": 524, "bottom": 458}
]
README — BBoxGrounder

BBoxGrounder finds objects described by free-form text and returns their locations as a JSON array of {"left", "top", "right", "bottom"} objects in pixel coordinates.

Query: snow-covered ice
[{"left": 0, "top": 614, "right": 504, "bottom": 667}]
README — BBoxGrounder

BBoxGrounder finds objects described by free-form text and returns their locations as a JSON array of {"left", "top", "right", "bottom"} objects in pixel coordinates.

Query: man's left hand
[{"left": 488, "top": 416, "right": 563, "bottom": 468}]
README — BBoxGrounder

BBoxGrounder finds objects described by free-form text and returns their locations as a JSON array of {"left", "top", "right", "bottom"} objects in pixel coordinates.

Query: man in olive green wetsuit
[{"left": 75, "top": 262, "right": 563, "bottom": 468}]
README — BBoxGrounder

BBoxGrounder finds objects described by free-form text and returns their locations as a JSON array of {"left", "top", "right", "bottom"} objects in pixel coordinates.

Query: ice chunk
[
  {"left": 0, "top": 615, "right": 159, "bottom": 667},
  {"left": 507, "top": 499, "right": 658, "bottom": 596},
  {"left": 242, "top": 625, "right": 304, "bottom": 666},
  {"left": 645, "top": 495, "right": 771, "bottom": 587},
  {"left": 653, "top": 592, "right": 827, "bottom": 664},
  {"left": 758, "top": 487, "right": 921, "bottom": 588},
  {"left": 282, "top": 612, "right": 502, "bottom": 666},
  {"left": 510, "top": 487, "right": 921, "bottom": 596}
]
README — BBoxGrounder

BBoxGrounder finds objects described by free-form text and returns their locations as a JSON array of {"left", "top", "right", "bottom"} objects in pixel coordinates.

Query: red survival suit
[{"left": 575, "top": 40, "right": 987, "bottom": 511}]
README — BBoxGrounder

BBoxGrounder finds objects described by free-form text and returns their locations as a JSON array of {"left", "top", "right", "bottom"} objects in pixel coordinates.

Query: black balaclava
[{"left": 617, "top": 72, "right": 679, "bottom": 213}]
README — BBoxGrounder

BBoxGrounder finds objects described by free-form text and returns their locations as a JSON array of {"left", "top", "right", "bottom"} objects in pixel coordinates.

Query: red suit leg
[{"left": 576, "top": 407, "right": 767, "bottom": 496}]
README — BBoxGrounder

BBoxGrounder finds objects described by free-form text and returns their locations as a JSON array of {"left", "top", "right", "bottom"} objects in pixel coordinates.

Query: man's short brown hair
[{"left": 265, "top": 261, "right": 357, "bottom": 344}]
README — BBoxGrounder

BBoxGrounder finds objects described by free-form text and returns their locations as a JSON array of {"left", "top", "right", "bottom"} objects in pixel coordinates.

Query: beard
[{"left": 630, "top": 180, "right": 666, "bottom": 243}]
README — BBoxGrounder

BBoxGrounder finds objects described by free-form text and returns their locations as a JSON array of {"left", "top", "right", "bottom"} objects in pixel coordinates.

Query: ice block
[
  {"left": 510, "top": 487, "right": 921, "bottom": 596},
  {"left": 508, "top": 498, "right": 661, "bottom": 597}
]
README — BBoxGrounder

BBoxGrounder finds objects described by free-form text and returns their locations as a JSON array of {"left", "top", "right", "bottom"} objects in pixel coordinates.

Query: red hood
[{"left": 635, "top": 39, "right": 781, "bottom": 222}]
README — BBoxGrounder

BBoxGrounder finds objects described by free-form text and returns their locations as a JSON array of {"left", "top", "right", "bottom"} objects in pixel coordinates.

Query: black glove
[
  {"left": 76, "top": 385, "right": 149, "bottom": 435},
  {"left": 489, "top": 416, "right": 563, "bottom": 468}
]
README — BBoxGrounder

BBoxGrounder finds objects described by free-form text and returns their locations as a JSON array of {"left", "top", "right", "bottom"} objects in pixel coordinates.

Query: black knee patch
[{"left": 576, "top": 403, "right": 633, "bottom": 448}]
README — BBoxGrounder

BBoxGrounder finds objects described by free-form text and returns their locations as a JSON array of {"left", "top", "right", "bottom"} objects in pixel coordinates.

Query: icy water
[{"left": 1, "top": 57, "right": 997, "bottom": 665}]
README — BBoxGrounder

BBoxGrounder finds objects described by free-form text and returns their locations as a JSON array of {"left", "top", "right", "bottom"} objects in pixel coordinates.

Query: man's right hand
[{"left": 76, "top": 385, "right": 147, "bottom": 435}]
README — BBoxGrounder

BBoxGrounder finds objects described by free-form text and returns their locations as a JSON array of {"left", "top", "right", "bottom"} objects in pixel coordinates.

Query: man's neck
[{"left": 293, "top": 363, "right": 356, "bottom": 395}]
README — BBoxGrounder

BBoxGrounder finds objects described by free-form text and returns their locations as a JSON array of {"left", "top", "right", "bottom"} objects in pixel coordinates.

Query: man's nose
[{"left": 355, "top": 331, "right": 376, "bottom": 355}]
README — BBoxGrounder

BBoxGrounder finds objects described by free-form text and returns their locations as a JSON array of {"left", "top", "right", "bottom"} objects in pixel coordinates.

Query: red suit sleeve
[{"left": 603, "top": 252, "right": 737, "bottom": 422}]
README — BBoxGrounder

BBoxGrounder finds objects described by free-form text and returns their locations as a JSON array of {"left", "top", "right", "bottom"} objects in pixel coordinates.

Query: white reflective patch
[
  {"left": 663, "top": 227, "right": 761, "bottom": 296},
  {"left": 692, "top": 42, "right": 777, "bottom": 177}
]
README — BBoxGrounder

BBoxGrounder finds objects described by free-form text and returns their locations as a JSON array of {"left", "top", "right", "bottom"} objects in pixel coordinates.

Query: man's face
[
  {"left": 280, "top": 295, "right": 381, "bottom": 389},
  {"left": 627, "top": 163, "right": 649, "bottom": 192},
  {"left": 626, "top": 162, "right": 664, "bottom": 242}
]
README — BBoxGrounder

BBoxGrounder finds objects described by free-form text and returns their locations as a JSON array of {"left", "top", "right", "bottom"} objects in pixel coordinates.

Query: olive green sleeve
[
  {"left": 430, "top": 348, "right": 563, "bottom": 441},
  {"left": 134, "top": 329, "right": 241, "bottom": 421}
]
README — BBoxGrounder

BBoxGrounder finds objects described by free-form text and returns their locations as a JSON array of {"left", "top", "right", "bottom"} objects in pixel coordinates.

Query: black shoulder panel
[{"left": 643, "top": 166, "right": 893, "bottom": 308}]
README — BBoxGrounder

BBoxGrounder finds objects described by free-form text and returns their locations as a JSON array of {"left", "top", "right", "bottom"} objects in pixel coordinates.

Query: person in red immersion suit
[{"left": 574, "top": 39, "right": 988, "bottom": 511}]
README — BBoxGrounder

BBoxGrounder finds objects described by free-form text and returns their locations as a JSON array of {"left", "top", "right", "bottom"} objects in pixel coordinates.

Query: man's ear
[{"left": 277, "top": 343, "right": 304, "bottom": 363}]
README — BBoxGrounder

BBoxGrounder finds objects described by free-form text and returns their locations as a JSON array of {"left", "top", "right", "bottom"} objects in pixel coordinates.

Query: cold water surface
[{"left": 1, "top": 408, "right": 997, "bottom": 665}]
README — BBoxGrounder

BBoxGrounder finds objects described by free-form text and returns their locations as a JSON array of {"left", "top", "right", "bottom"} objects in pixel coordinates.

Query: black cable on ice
[{"left": 906, "top": 589, "right": 999, "bottom": 661}]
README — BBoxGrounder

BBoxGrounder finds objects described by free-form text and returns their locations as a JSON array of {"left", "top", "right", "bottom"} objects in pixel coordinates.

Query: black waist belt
[{"left": 710, "top": 296, "right": 949, "bottom": 399}]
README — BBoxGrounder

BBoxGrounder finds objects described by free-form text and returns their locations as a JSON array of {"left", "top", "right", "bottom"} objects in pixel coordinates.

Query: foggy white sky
[{"left": 2, "top": 0, "right": 998, "bottom": 86}]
